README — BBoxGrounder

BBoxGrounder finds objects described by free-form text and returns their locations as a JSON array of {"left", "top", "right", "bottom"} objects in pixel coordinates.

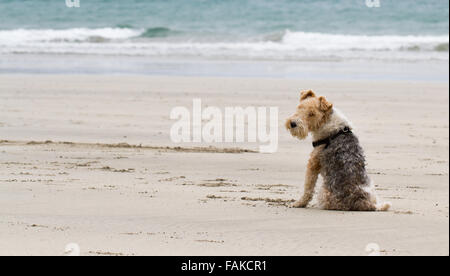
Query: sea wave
[
  {"left": 0, "top": 28, "right": 448, "bottom": 61},
  {"left": 0, "top": 28, "right": 142, "bottom": 44},
  {"left": 139, "top": 27, "right": 180, "bottom": 38},
  {"left": 280, "top": 31, "right": 449, "bottom": 52},
  {"left": 434, "top": 43, "right": 449, "bottom": 52}
]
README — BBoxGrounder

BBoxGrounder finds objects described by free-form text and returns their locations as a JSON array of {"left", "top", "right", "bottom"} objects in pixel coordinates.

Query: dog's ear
[
  {"left": 300, "top": 90, "right": 316, "bottom": 101},
  {"left": 318, "top": 96, "right": 333, "bottom": 112}
]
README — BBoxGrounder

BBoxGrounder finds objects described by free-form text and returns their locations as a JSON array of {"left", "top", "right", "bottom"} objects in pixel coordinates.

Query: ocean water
[{"left": 0, "top": 0, "right": 448, "bottom": 79}]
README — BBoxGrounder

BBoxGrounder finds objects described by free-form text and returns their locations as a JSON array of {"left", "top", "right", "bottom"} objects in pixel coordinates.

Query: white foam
[
  {"left": 0, "top": 28, "right": 448, "bottom": 61},
  {"left": 0, "top": 28, "right": 143, "bottom": 44},
  {"left": 281, "top": 30, "right": 449, "bottom": 51}
]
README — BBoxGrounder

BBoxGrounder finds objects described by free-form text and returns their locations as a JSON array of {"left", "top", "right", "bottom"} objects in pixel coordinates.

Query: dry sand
[{"left": 0, "top": 75, "right": 448, "bottom": 256}]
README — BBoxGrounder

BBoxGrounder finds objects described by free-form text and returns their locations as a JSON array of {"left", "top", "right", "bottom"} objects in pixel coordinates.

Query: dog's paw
[{"left": 292, "top": 200, "right": 307, "bottom": 208}]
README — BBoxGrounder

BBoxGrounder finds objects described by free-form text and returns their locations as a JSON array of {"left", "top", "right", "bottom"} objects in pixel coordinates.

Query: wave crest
[
  {"left": 280, "top": 30, "right": 449, "bottom": 52},
  {"left": 0, "top": 28, "right": 448, "bottom": 61},
  {"left": 0, "top": 28, "right": 142, "bottom": 44},
  {"left": 139, "top": 27, "right": 179, "bottom": 38}
]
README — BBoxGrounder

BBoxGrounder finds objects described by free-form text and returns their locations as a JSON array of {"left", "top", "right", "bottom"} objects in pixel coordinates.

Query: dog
[{"left": 286, "top": 90, "right": 390, "bottom": 211}]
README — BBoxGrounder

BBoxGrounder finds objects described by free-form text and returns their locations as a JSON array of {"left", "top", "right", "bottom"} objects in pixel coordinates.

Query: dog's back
[{"left": 319, "top": 132, "right": 375, "bottom": 211}]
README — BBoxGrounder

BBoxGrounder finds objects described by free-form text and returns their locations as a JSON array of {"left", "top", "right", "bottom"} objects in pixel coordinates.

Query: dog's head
[{"left": 285, "top": 90, "right": 333, "bottom": 140}]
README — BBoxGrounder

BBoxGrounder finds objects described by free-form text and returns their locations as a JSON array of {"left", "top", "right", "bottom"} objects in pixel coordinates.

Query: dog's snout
[{"left": 290, "top": 121, "right": 297, "bottom": 128}]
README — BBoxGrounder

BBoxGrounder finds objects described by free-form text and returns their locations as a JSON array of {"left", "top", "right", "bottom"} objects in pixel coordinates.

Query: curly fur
[{"left": 319, "top": 131, "right": 375, "bottom": 211}]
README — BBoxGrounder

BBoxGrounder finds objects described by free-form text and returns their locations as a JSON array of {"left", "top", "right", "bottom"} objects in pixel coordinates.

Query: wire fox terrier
[{"left": 286, "top": 90, "right": 390, "bottom": 211}]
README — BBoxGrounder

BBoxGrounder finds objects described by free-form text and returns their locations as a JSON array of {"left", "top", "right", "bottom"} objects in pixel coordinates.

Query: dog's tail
[{"left": 376, "top": 202, "right": 391, "bottom": 212}]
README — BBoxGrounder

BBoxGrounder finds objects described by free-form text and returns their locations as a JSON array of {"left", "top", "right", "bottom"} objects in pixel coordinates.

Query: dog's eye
[{"left": 308, "top": 112, "right": 315, "bottom": 117}]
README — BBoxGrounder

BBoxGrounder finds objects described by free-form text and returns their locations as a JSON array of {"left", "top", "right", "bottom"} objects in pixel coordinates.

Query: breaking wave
[{"left": 0, "top": 28, "right": 448, "bottom": 61}]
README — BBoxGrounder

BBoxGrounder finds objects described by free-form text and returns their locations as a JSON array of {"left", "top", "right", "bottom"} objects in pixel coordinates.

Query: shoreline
[{"left": 1, "top": 55, "right": 449, "bottom": 82}]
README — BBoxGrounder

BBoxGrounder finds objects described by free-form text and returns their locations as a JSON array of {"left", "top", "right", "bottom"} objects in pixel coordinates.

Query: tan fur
[
  {"left": 300, "top": 90, "right": 316, "bottom": 101},
  {"left": 286, "top": 93, "right": 330, "bottom": 208},
  {"left": 286, "top": 91, "right": 334, "bottom": 139},
  {"left": 292, "top": 147, "right": 321, "bottom": 208}
]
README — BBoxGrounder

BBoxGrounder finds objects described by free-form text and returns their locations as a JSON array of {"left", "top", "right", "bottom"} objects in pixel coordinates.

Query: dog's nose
[{"left": 290, "top": 121, "right": 297, "bottom": 128}]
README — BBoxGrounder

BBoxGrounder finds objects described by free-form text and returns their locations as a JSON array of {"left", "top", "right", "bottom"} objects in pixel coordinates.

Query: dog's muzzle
[{"left": 286, "top": 118, "right": 308, "bottom": 139}]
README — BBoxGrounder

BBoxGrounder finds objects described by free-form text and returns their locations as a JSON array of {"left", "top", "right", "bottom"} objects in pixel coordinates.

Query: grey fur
[{"left": 319, "top": 131, "right": 376, "bottom": 211}]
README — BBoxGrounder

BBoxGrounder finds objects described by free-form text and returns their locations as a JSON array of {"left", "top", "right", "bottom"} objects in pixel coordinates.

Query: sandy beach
[{"left": 0, "top": 75, "right": 448, "bottom": 256}]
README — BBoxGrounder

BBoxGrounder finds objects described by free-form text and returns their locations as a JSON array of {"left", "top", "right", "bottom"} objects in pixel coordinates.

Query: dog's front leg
[{"left": 293, "top": 148, "right": 321, "bottom": 208}]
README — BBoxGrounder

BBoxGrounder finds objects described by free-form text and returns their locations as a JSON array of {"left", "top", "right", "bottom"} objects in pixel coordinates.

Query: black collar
[{"left": 312, "top": 127, "right": 352, "bottom": 148}]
